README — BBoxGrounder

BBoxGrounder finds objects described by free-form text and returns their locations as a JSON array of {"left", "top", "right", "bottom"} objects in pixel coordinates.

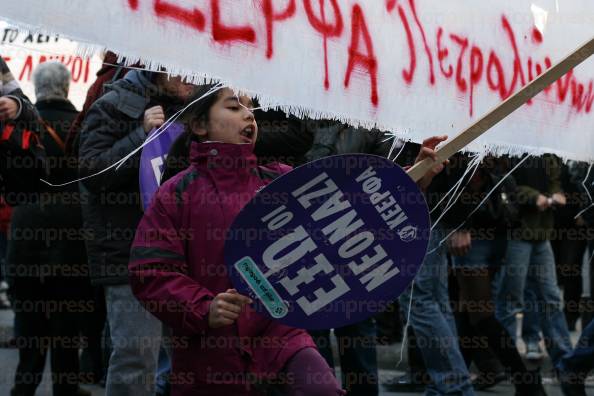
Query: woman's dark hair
[
  {"left": 161, "top": 84, "right": 222, "bottom": 183},
  {"left": 180, "top": 83, "right": 222, "bottom": 127}
]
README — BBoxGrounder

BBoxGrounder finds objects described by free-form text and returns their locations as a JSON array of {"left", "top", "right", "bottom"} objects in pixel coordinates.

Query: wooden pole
[{"left": 407, "top": 36, "right": 594, "bottom": 183}]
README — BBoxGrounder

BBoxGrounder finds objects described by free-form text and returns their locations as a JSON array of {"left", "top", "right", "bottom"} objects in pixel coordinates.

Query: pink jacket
[{"left": 129, "top": 142, "right": 316, "bottom": 396}]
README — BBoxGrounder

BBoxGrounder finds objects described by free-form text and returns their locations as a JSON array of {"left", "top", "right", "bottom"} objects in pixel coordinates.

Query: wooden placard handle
[{"left": 407, "top": 36, "right": 594, "bottom": 183}]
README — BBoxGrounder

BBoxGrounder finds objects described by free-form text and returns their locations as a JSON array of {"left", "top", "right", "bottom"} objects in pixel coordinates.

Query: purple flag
[{"left": 139, "top": 122, "right": 185, "bottom": 210}]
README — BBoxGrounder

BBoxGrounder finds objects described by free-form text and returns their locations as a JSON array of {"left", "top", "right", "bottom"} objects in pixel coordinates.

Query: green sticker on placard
[{"left": 234, "top": 256, "right": 288, "bottom": 319}]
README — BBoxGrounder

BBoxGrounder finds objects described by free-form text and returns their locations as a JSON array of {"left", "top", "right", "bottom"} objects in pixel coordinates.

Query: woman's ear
[{"left": 190, "top": 117, "right": 208, "bottom": 139}]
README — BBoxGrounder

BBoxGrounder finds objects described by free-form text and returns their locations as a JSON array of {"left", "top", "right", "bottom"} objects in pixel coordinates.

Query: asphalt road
[{"left": 0, "top": 309, "right": 588, "bottom": 395}]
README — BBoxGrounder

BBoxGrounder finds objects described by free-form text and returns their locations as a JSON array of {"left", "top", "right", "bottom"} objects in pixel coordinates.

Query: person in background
[
  {"left": 78, "top": 68, "right": 196, "bottom": 395},
  {"left": 395, "top": 151, "right": 477, "bottom": 396},
  {"left": 575, "top": 163, "right": 594, "bottom": 329},
  {"left": 65, "top": 50, "right": 140, "bottom": 387},
  {"left": 551, "top": 161, "right": 590, "bottom": 331},
  {"left": 8, "top": 61, "right": 90, "bottom": 396},
  {"left": 446, "top": 155, "right": 547, "bottom": 396},
  {"left": 495, "top": 155, "right": 573, "bottom": 372}
]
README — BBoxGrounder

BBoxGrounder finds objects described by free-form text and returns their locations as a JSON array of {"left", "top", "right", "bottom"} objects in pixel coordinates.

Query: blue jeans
[
  {"left": 558, "top": 319, "right": 594, "bottom": 377},
  {"left": 105, "top": 284, "right": 162, "bottom": 396},
  {"left": 495, "top": 240, "right": 572, "bottom": 365},
  {"left": 522, "top": 288, "right": 542, "bottom": 345},
  {"left": 399, "top": 227, "right": 475, "bottom": 396}
]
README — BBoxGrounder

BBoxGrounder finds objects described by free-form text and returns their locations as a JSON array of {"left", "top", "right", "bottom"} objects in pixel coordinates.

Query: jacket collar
[
  {"left": 190, "top": 141, "right": 258, "bottom": 171},
  {"left": 35, "top": 98, "right": 77, "bottom": 113}
]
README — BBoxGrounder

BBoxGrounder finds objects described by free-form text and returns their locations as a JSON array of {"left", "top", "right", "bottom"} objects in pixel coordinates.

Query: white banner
[
  {"left": 1, "top": 1, "right": 593, "bottom": 160},
  {"left": 0, "top": 22, "right": 102, "bottom": 109}
]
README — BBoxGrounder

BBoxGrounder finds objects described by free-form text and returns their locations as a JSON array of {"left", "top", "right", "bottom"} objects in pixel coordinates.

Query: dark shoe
[
  {"left": 559, "top": 371, "right": 587, "bottom": 396},
  {"left": 475, "top": 317, "right": 546, "bottom": 395},
  {"left": 514, "top": 383, "right": 547, "bottom": 396},
  {"left": 514, "top": 370, "right": 548, "bottom": 396},
  {"left": 472, "top": 371, "right": 507, "bottom": 390},
  {"left": 515, "top": 387, "right": 547, "bottom": 396},
  {"left": 382, "top": 372, "right": 428, "bottom": 393},
  {"left": 74, "top": 387, "right": 92, "bottom": 396},
  {"left": 10, "top": 387, "right": 33, "bottom": 396},
  {"left": 560, "top": 382, "right": 586, "bottom": 396}
]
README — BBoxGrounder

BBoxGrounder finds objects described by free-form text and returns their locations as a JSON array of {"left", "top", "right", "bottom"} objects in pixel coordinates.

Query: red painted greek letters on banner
[
  {"left": 344, "top": 4, "right": 378, "bottom": 106},
  {"left": 262, "top": 0, "right": 296, "bottom": 58},
  {"left": 121, "top": 0, "right": 594, "bottom": 115},
  {"left": 153, "top": 0, "right": 206, "bottom": 32},
  {"left": 211, "top": 0, "right": 256, "bottom": 43},
  {"left": 303, "top": 0, "right": 344, "bottom": 90},
  {"left": 128, "top": 0, "right": 139, "bottom": 10}
]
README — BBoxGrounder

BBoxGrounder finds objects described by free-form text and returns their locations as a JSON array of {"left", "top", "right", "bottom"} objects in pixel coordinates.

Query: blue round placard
[{"left": 224, "top": 154, "right": 430, "bottom": 330}]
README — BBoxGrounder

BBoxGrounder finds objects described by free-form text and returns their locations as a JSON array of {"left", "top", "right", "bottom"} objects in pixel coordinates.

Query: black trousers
[
  {"left": 11, "top": 277, "right": 84, "bottom": 396},
  {"left": 552, "top": 237, "right": 587, "bottom": 327}
]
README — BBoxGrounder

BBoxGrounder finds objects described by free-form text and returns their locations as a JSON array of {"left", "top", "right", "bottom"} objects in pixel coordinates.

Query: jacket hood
[
  {"left": 124, "top": 70, "right": 187, "bottom": 107},
  {"left": 123, "top": 70, "right": 156, "bottom": 90}
]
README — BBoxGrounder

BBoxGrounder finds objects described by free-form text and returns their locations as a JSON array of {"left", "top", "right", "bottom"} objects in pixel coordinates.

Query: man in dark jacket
[
  {"left": 78, "top": 70, "right": 195, "bottom": 395},
  {"left": 552, "top": 161, "right": 593, "bottom": 330},
  {"left": 8, "top": 61, "right": 90, "bottom": 396}
]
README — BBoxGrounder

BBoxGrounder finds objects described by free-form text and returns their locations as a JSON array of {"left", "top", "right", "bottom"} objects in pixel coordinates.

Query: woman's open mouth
[{"left": 240, "top": 126, "right": 255, "bottom": 143}]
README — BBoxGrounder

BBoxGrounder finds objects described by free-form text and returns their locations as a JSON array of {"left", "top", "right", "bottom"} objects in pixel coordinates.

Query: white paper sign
[{"left": 0, "top": 22, "right": 103, "bottom": 109}]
